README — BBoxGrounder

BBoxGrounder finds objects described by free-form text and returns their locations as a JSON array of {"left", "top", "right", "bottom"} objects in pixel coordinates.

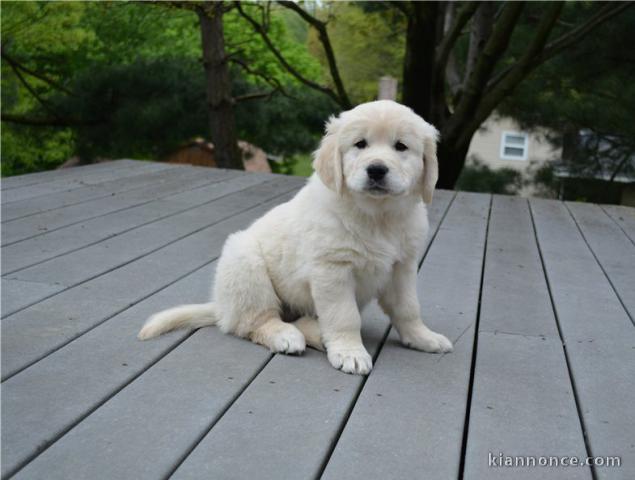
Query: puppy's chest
[
  {"left": 353, "top": 261, "right": 393, "bottom": 300},
  {"left": 351, "top": 236, "right": 405, "bottom": 297}
]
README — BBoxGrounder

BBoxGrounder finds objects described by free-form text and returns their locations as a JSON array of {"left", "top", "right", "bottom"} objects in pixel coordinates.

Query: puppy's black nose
[{"left": 367, "top": 164, "right": 388, "bottom": 181}]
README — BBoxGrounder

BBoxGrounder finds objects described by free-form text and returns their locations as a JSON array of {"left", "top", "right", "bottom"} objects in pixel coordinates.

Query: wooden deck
[{"left": 1, "top": 160, "right": 633, "bottom": 479}]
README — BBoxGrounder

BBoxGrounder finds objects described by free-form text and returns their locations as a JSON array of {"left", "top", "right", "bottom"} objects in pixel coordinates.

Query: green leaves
[{"left": 1, "top": 1, "right": 327, "bottom": 175}]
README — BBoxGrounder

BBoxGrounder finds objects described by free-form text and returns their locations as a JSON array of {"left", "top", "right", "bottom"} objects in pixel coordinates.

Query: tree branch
[
  {"left": 233, "top": 90, "right": 278, "bottom": 103},
  {"left": 462, "top": 2, "right": 496, "bottom": 88},
  {"left": 4, "top": 56, "right": 63, "bottom": 120},
  {"left": 488, "top": 2, "right": 633, "bottom": 90},
  {"left": 2, "top": 7, "right": 49, "bottom": 37},
  {"left": 235, "top": 2, "right": 348, "bottom": 108},
  {"left": 446, "top": 51, "right": 463, "bottom": 97},
  {"left": 1, "top": 49, "right": 74, "bottom": 96},
  {"left": 444, "top": 2, "right": 525, "bottom": 140},
  {"left": 461, "top": 2, "right": 565, "bottom": 145},
  {"left": 228, "top": 56, "right": 290, "bottom": 98},
  {"left": 277, "top": 1, "right": 351, "bottom": 108},
  {"left": 435, "top": 2, "right": 478, "bottom": 75},
  {"left": 540, "top": 2, "right": 633, "bottom": 64}
]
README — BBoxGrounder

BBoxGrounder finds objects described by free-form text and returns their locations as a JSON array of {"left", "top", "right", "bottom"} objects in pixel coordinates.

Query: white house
[
  {"left": 466, "top": 114, "right": 635, "bottom": 205},
  {"left": 466, "top": 114, "right": 562, "bottom": 196}
]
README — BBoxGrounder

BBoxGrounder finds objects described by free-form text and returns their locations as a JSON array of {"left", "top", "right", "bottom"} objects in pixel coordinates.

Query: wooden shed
[{"left": 162, "top": 138, "right": 271, "bottom": 173}]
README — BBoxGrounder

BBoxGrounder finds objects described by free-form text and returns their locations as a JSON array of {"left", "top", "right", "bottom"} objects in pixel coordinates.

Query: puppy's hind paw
[
  {"left": 252, "top": 320, "right": 306, "bottom": 355},
  {"left": 270, "top": 326, "right": 306, "bottom": 355}
]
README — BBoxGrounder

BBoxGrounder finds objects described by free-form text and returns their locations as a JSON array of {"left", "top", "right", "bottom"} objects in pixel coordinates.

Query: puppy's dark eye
[
  {"left": 395, "top": 141, "right": 408, "bottom": 152},
  {"left": 354, "top": 139, "right": 368, "bottom": 149}
]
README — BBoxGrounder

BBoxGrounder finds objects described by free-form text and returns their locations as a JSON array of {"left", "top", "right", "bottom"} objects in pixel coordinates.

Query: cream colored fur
[{"left": 138, "top": 100, "right": 452, "bottom": 375}]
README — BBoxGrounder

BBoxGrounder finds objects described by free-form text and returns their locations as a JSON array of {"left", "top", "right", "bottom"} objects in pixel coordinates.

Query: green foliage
[
  {"left": 1, "top": 2, "right": 201, "bottom": 175},
  {"left": 289, "top": 153, "right": 314, "bottom": 177},
  {"left": 268, "top": 153, "right": 313, "bottom": 177},
  {"left": 235, "top": 84, "right": 337, "bottom": 157},
  {"left": 456, "top": 158, "right": 524, "bottom": 195},
  {"left": 1, "top": 127, "right": 74, "bottom": 176},
  {"left": 226, "top": 5, "right": 323, "bottom": 88},
  {"left": 308, "top": 2, "right": 405, "bottom": 103},
  {"left": 531, "top": 163, "right": 559, "bottom": 198},
  {"left": 52, "top": 58, "right": 335, "bottom": 161},
  {"left": 1, "top": 1, "right": 326, "bottom": 176},
  {"left": 3, "top": 0, "right": 631, "bottom": 189},
  {"left": 269, "top": 153, "right": 313, "bottom": 177},
  {"left": 55, "top": 57, "right": 207, "bottom": 160}
]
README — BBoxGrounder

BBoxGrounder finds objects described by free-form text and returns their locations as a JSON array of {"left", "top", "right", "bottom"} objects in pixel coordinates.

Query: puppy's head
[{"left": 313, "top": 100, "right": 439, "bottom": 204}]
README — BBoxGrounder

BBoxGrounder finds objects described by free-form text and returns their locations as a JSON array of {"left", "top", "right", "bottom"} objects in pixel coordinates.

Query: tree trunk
[
  {"left": 402, "top": 3, "right": 438, "bottom": 120},
  {"left": 463, "top": 3, "right": 496, "bottom": 87},
  {"left": 198, "top": 4, "right": 242, "bottom": 170},
  {"left": 437, "top": 139, "right": 471, "bottom": 189}
]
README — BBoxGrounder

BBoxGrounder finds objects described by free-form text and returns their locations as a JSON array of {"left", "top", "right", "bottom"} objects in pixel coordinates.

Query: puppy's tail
[{"left": 138, "top": 303, "right": 218, "bottom": 340}]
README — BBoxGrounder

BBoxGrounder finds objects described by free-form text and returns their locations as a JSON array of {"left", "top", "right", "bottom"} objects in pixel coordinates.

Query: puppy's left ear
[
  {"left": 421, "top": 127, "right": 440, "bottom": 204},
  {"left": 313, "top": 115, "right": 344, "bottom": 194}
]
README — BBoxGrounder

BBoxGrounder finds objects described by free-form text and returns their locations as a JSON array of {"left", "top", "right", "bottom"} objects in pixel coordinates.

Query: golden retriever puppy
[{"left": 138, "top": 100, "right": 452, "bottom": 375}]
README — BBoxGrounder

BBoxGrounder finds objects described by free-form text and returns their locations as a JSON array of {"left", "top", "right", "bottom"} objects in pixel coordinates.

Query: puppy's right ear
[
  {"left": 313, "top": 115, "right": 343, "bottom": 194},
  {"left": 421, "top": 126, "right": 440, "bottom": 204}
]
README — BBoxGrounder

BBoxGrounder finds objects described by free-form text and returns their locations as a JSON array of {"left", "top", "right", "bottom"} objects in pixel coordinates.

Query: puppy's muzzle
[
  {"left": 365, "top": 163, "right": 391, "bottom": 194},
  {"left": 366, "top": 163, "right": 388, "bottom": 181}
]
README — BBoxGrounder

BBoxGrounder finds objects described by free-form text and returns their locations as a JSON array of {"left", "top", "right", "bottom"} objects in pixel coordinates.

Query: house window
[{"left": 500, "top": 131, "right": 528, "bottom": 160}]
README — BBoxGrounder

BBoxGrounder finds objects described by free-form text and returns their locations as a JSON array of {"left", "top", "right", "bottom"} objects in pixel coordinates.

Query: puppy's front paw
[
  {"left": 327, "top": 345, "right": 373, "bottom": 375},
  {"left": 401, "top": 328, "right": 453, "bottom": 353}
]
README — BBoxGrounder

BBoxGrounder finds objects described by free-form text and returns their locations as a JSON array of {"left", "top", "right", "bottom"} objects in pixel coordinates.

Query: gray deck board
[
  {"left": 1, "top": 263, "right": 220, "bottom": 479},
  {"left": 2, "top": 162, "right": 205, "bottom": 223},
  {"left": 1, "top": 166, "right": 237, "bottom": 246},
  {"left": 322, "top": 192, "right": 490, "bottom": 480},
  {"left": 172, "top": 307, "right": 388, "bottom": 480},
  {"left": 4, "top": 177, "right": 298, "bottom": 288},
  {"left": 530, "top": 198, "right": 635, "bottom": 480},
  {"left": 463, "top": 196, "right": 590, "bottom": 479},
  {"left": 1, "top": 186, "right": 300, "bottom": 380},
  {"left": 1, "top": 278, "right": 60, "bottom": 316},
  {"left": 566, "top": 202, "right": 635, "bottom": 322},
  {"left": 0, "top": 160, "right": 140, "bottom": 190},
  {"left": 2, "top": 161, "right": 634, "bottom": 480},
  {"left": 0, "top": 170, "right": 261, "bottom": 275},
  {"left": 1, "top": 177, "right": 297, "bottom": 315},
  {"left": 1, "top": 162, "right": 172, "bottom": 204},
  {"left": 602, "top": 204, "right": 635, "bottom": 244},
  {"left": 465, "top": 333, "right": 592, "bottom": 479},
  {"left": 11, "top": 326, "right": 271, "bottom": 480},
  {"left": 8, "top": 190, "right": 453, "bottom": 480}
]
